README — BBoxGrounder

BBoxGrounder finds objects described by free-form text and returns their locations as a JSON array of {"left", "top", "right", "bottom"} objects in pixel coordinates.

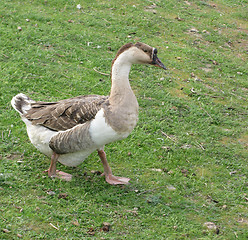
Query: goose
[{"left": 11, "top": 42, "right": 166, "bottom": 185}]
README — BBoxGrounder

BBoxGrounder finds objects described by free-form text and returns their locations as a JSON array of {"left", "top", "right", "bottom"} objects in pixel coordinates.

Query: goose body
[
  {"left": 11, "top": 42, "right": 166, "bottom": 184},
  {"left": 17, "top": 96, "right": 135, "bottom": 167}
]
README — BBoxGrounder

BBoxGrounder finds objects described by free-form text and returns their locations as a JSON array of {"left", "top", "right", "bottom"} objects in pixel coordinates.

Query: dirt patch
[
  {"left": 237, "top": 218, "right": 248, "bottom": 225},
  {"left": 6, "top": 153, "right": 22, "bottom": 160},
  {"left": 220, "top": 134, "right": 248, "bottom": 148},
  {"left": 238, "top": 134, "right": 248, "bottom": 148},
  {"left": 200, "top": 66, "right": 213, "bottom": 73},
  {"left": 169, "top": 88, "right": 189, "bottom": 99}
]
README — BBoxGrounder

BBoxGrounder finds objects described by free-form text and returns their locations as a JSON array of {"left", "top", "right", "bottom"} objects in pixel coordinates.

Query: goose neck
[{"left": 109, "top": 57, "right": 133, "bottom": 100}]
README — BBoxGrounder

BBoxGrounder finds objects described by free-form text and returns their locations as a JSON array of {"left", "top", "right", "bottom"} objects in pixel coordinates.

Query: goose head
[{"left": 112, "top": 42, "right": 166, "bottom": 70}]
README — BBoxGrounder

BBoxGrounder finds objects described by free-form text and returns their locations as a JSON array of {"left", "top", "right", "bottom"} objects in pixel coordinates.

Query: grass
[{"left": 0, "top": 0, "right": 247, "bottom": 239}]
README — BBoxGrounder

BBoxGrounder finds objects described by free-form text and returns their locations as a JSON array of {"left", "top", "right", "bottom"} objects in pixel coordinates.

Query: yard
[{"left": 0, "top": 0, "right": 247, "bottom": 239}]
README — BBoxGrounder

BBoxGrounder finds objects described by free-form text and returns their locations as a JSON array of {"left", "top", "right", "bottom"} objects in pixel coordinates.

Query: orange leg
[
  {"left": 98, "top": 149, "right": 130, "bottom": 185},
  {"left": 48, "top": 152, "right": 72, "bottom": 181}
]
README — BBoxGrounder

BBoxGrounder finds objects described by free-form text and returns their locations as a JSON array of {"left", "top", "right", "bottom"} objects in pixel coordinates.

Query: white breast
[
  {"left": 58, "top": 149, "right": 96, "bottom": 166},
  {"left": 89, "top": 108, "right": 129, "bottom": 148}
]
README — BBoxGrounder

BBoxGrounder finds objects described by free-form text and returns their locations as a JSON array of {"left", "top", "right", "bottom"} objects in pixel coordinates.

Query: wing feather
[{"left": 24, "top": 95, "right": 109, "bottom": 131}]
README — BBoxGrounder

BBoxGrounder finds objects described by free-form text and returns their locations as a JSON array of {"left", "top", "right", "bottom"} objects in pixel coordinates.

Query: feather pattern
[{"left": 24, "top": 95, "right": 109, "bottom": 131}]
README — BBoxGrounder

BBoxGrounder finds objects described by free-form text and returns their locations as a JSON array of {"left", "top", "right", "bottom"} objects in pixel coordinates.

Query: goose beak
[{"left": 151, "top": 54, "right": 167, "bottom": 70}]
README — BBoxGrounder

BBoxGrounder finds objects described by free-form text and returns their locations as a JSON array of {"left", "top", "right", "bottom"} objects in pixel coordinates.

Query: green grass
[{"left": 0, "top": 0, "right": 247, "bottom": 239}]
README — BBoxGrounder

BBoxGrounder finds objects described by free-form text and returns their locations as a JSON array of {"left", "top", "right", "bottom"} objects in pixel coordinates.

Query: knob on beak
[{"left": 151, "top": 49, "right": 166, "bottom": 70}]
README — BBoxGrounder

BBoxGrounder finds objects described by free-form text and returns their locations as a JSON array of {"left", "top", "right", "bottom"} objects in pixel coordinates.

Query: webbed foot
[
  {"left": 54, "top": 170, "right": 72, "bottom": 181},
  {"left": 98, "top": 149, "right": 131, "bottom": 185},
  {"left": 46, "top": 169, "right": 72, "bottom": 181},
  {"left": 106, "top": 175, "right": 130, "bottom": 185},
  {"left": 47, "top": 152, "right": 72, "bottom": 181}
]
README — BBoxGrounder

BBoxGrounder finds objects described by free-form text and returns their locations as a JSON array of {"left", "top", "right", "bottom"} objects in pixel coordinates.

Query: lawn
[{"left": 0, "top": 0, "right": 247, "bottom": 239}]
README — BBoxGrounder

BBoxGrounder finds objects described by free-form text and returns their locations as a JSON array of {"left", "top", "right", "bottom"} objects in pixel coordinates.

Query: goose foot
[
  {"left": 105, "top": 174, "right": 130, "bottom": 185},
  {"left": 53, "top": 170, "right": 72, "bottom": 181},
  {"left": 46, "top": 169, "right": 73, "bottom": 181},
  {"left": 47, "top": 152, "right": 72, "bottom": 181},
  {"left": 98, "top": 149, "right": 130, "bottom": 185}
]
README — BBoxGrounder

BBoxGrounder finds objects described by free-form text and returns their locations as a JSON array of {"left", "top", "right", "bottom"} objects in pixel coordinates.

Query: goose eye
[{"left": 144, "top": 49, "right": 148, "bottom": 53}]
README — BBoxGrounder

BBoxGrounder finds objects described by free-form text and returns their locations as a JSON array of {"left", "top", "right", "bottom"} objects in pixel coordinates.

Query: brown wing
[{"left": 24, "top": 95, "right": 109, "bottom": 131}]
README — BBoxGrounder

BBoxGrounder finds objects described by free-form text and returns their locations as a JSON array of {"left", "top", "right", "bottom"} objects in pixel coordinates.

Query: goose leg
[
  {"left": 98, "top": 149, "right": 130, "bottom": 185},
  {"left": 48, "top": 152, "right": 72, "bottom": 181}
]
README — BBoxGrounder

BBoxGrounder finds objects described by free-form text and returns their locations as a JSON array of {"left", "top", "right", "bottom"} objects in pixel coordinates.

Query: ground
[{"left": 0, "top": 0, "right": 247, "bottom": 239}]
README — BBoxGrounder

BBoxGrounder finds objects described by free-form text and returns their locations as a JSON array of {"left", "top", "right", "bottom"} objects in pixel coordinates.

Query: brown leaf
[
  {"left": 191, "top": 72, "right": 195, "bottom": 77},
  {"left": 72, "top": 219, "right": 80, "bottom": 226},
  {"left": 204, "top": 222, "right": 220, "bottom": 234},
  {"left": 229, "top": 171, "right": 237, "bottom": 175},
  {"left": 55, "top": 53, "right": 65, "bottom": 57},
  {"left": 184, "top": 1, "right": 191, "bottom": 5},
  {"left": 204, "top": 222, "right": 216, "bottom": 229},
  {"left": 175, "top": 16, "right": 184, "bottom": 21},
  {"left": 90, "top": 170, "right": 102, "bottom": 175},
  {"left": 181, "top": 169, "right": 189, "bottom": 176},
  {"left": 161, "top": 146, "right": 171, "bottom": 151},
  {"left": 170, "top": 106, "right": 178, "bottom": 110},
  {"left": 189, "top": 28, "right": 199, "bottom": 33},
  {"left": 87, "top": 227, "right": 95, "bottom": 235},
  {"left": 14, "top": 205, "right": 23, "bottom": 213},
  {"left": 101, "top": 222, "right": 111, "bottom": 232},
  {"left": 46, "top": 190, "right": 56, "bottom": 196},
  {"left": 58, "top": 193, "right": 68, "bottom": 199},
  {"left": 126, "top": 208, "right": 138, "bottom": 216}
]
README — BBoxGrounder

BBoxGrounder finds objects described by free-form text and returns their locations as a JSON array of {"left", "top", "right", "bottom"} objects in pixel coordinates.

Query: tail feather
[{"left": 11, "top": 93, "right": 35, "bottom": 115}]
